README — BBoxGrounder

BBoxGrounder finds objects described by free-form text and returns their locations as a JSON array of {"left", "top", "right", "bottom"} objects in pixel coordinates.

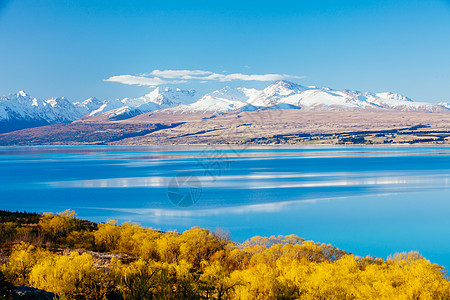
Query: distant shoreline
[{"left": 1, "top": 110, "right": 450, "bottom": 146}]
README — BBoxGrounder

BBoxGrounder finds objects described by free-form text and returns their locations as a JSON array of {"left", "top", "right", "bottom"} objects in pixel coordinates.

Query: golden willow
[{"left": 0, "top": 210, "right": 449, "bottom": 299}]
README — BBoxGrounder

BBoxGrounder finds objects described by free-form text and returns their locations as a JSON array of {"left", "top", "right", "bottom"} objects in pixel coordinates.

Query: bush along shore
[{"left": 0, "top": 209, "right": 449, "bottom": 299}]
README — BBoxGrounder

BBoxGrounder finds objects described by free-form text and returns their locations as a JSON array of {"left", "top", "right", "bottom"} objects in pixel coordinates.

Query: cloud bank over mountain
[{"left": 104, "top": 69, "right": 305, "bottom": 87}]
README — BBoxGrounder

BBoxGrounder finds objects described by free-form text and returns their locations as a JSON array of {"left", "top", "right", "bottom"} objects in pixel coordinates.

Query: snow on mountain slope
[
  {"left": 165, "top": 87, "right": 258, "bottom": 113},
  {"left": 87, "top": 99, "right": 130, "bottom": 117},
  {"left": 368, "top": 92, "right": 445, "bottom": 112},
  {"left": 74, "top": 97, "right": 104, "bottom": 112},
  {"left": 2, "top": 81, "right": 448, "bottom": 133},
  {"left": 246, "top": 81, "right": 376, "bottom": 110},
  {"left": 0, "top": 91, "right": 96, "bottom": 133},
  {"left": 439, "top": 103, "right": 450, "bottom": 110},
  {"left": 166, "top": 94, "right": 248, "bottom": 114},
  {"left": 140, "top": 80, "right": 448, "bottom": 114},
  {"left": 88, "top": 87, "right": 196, "bottom": 119},
  {"left": 43, "top": 97, "right": 87, "bottom": 122},
  {"left": 244, "top": 81, "right": 446, "bottom": 112},
  {"left": 375, "top": 92, "right": 412, "bottom": 102},
  {"left": 146, "top": 87, "right": 197, "bottom": 106},
  {"left": 209, "top": 86, "right": 260, "bottom": 102},
  {"left": 276, "top": 89, "right": 375, "bottom": 110},
  {"left": 0, "top": 91, "right": 85, "bottom": 123},
  {"left": 247, "top": 80, "right": 308, "bottom": 107}
]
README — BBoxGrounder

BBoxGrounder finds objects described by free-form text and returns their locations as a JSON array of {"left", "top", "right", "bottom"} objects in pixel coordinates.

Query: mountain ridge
[{"left": 1, "top": 81, "right": 449, "bottom": 133}]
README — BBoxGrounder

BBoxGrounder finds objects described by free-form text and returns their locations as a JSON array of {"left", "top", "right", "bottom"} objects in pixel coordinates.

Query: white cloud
[
  {"left": 104, "top": 75, "right": 186, "bottom": 87},
  {"left": 105, "top": 69, "right": 305, "bottom": 86},
  {"left": 149, "top": 69, "right": 212, "bottom": 79},
  {"left": 104, "top": 75, "right": 167, "bottom": 86}
]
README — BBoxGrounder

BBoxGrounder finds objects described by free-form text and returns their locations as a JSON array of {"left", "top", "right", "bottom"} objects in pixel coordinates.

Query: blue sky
[{"left": 0, "top": 0, "right": 449, "bottom": 102}]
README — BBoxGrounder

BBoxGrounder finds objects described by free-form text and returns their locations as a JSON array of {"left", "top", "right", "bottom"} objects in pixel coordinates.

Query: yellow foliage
[
  {"left": 93, "top": 220, "right": 163, "bottom": 260},
  {"left": 2, "top": 212, "right": 450, "bottom": 300},
  {"left": 178, "top": 227, "right": 226, "bottom": 267},
  {"left": 93, "top": 220, "right": 121, "bottom": 252},
  {"left": 29, "top": 251, "right": 106, "bottom": 299},
  {"left": 39, "top": 209, "right": 78, "bottom": 239},
  {"left": 200, "top": 260, "right": 239, "bottom": 299},
  {"left": 172, "top": 259, "right": 199, "bottom": 299},
  {"left": 110, "top": 258, "right": 169, "bottom": 300},
  {"left": 156, "top": 231, "right": 181, "bottom": 263},
  {"left": 231, "top": 263, "right": 283, "bottom": 300},
  {"left": 1, "top": 242, "right": 51, "bottom": 286}
]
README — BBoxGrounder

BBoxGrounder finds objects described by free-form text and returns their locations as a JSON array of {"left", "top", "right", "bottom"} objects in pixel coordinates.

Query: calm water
[{"left": 1, "top": 145, "right": 449, "bottom": 268}]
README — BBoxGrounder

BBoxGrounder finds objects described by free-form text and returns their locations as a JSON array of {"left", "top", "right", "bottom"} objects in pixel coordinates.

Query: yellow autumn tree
[
  {"left": 29, "top": 251, "right": 106, "bottom": 299},
  {"left": 172, "top": 259, "right": 199, "bottom": 299},
  {"left": 2, "top": 211, "right": 450, "bottom": 300},
  {"left": 39, "top": 209, "right": 78, "bottom": 240},
  {"left": 178, "top": 227, "right": 226, "bottom": 268},
  {"left": 110, "top": 258, "right": 170, "bottom": 300},
  {"left": 156, "top": 231, "right": 181, "bottom": 264},
  {"left": 199, "top": 260, "right": 239, "bottom": 300},
  {"left": 93, "top": 220, "right": 121, "bottom": 252},
  {"left": 1, "top": 242, "right": 51, "bottom": 286}
]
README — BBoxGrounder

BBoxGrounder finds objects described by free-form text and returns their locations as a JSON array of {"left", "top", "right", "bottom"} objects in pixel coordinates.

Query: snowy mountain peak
[
  {"left": 263, "top": 80, "right": 308, "bottom": 97},
  {"left": 165, "top": 93, "right": 248, "bottom": 114},
  {"left": 2, "top": 81, "right": 449, "bottom": 133},
  {"left": 78, "top": 97, "right": 102, "bottom": 106},
  {"left": 17, "top": 90, "right": 29, "bottom": 97},
  {"left": 209, "top": 86, "right": 259, "bottom": 102},
  {"left": 268, "top": 80, "right": 307, "bottom": 92},
  {"left": 86, "top": 87, "right": 198, "bottom": 119},
  {"left": 272, "top": 80, "right": 305, "bottom": 89},
  {"left": 45, "top": 97, "right": 72, "bottom": 107},
  {"left": 376, "top": 92, "right": 412, "bottom": 102},
  {"left": 0, "top": 92, "right": 90, "bottom": 131},
  {"left": 84, "top": 97, "right": 99, "bottom": 102},
  {"left": 73, "top": 97, "right": 104, "bottom": 115},
  {"left": 247, "top": 80, "right": 307, "bottom": 106},
  {"left": 241, "top": 81, "right": 448, "bottom": 112},
  {"left": 145, "top": 86, "right": 196, "bottom": 106},
  {"left": 4, "top": 91, "right": 32, "bottom": 102}
]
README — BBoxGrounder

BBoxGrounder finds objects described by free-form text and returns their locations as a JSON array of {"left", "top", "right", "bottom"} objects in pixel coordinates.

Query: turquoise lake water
[{"left": 1, "top": 145, "right": 449, "bottom": 268}]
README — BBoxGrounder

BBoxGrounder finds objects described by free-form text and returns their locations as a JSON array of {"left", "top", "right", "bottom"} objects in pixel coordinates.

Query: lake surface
[{"left": 1, "top": 145, "right": 449, "bottom": 268}]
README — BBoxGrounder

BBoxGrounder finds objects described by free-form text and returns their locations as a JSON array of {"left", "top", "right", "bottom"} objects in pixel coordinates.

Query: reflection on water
[
  {"left": 0, "top": 145, "right": 449, "bottom": 268},
  {"left": 45, "top": 172, "right": 448, "bottom": 193}
]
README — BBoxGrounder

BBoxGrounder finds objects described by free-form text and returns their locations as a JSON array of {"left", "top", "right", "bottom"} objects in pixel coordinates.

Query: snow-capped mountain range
[
  {"left": 85, "top": 87, "right": 196, "bottom": 120},
  {"left": 1, "top": 81, "right": 449, "bottom": 133}
]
